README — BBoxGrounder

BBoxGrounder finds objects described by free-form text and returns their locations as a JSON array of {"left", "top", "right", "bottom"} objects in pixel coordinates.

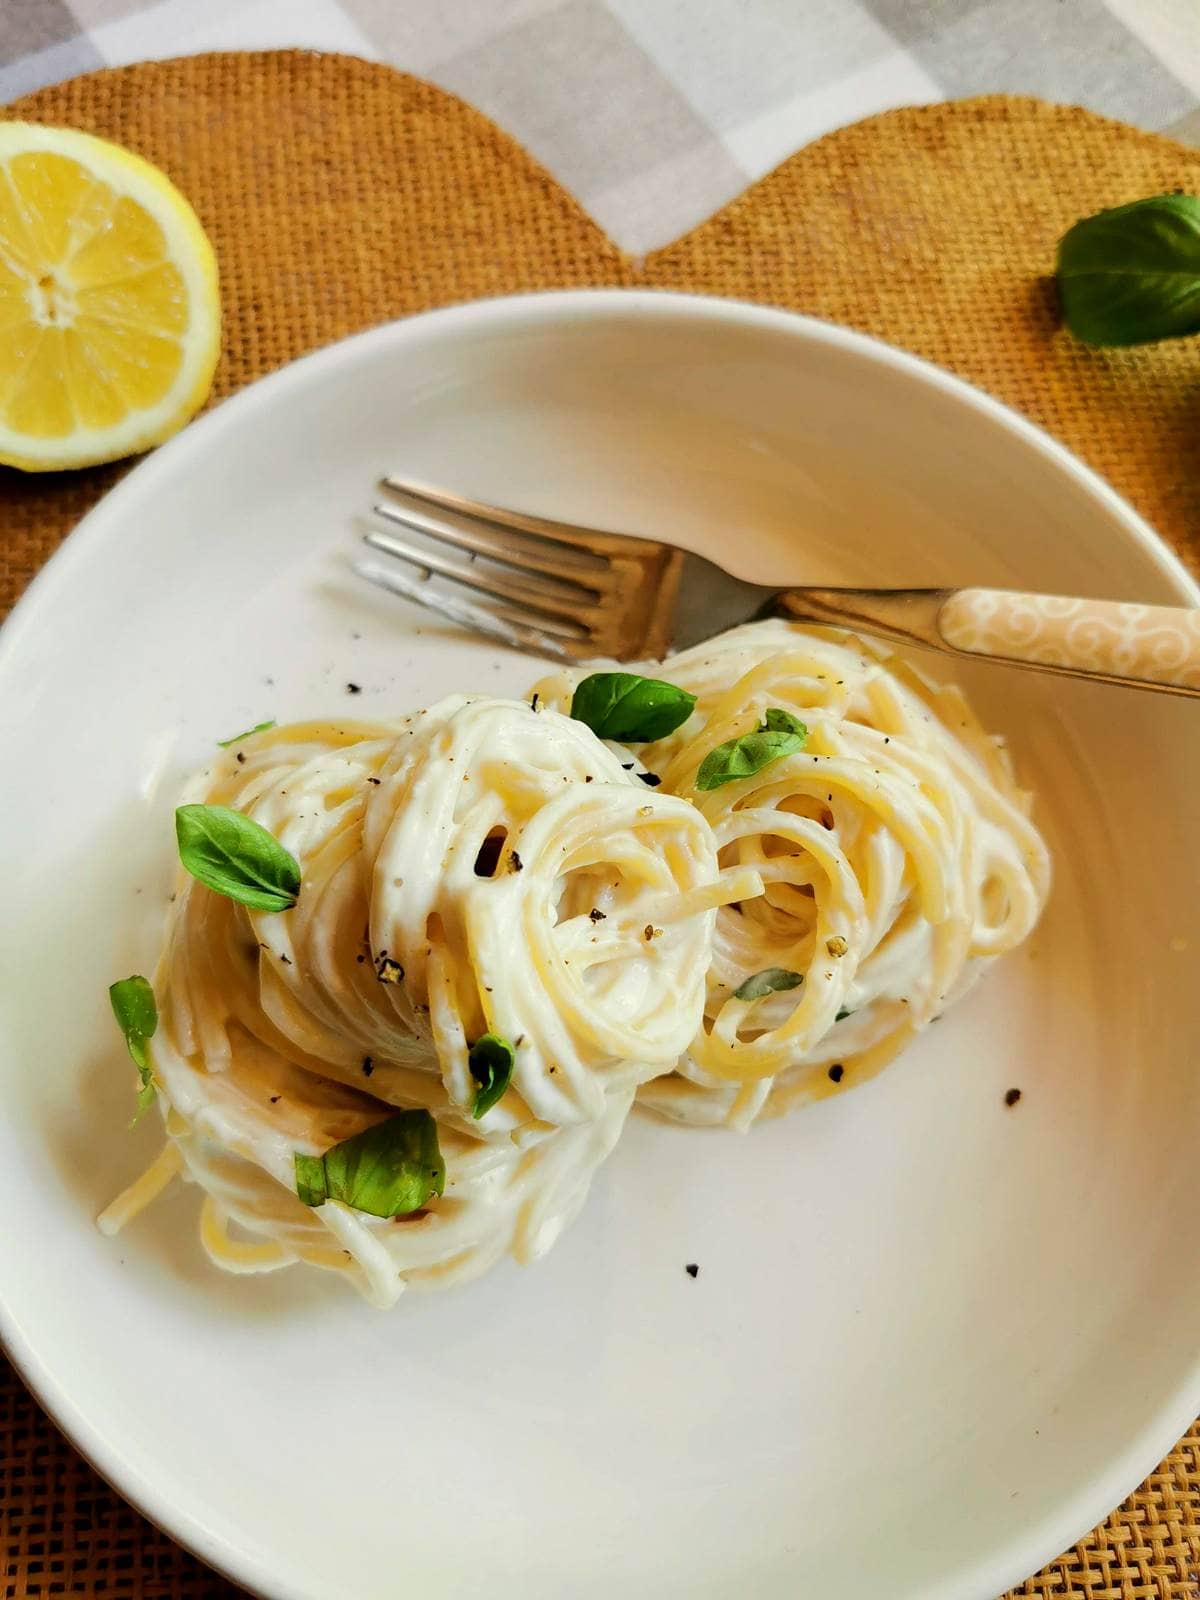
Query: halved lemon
[{"left": 0, "top": 122, "right": 220, "bottom": 472}]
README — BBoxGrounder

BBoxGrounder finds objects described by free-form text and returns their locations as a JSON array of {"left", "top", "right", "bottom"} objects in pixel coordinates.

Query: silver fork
[{"left": 355, "top": 476, "right": 1200, "bottom": 697}]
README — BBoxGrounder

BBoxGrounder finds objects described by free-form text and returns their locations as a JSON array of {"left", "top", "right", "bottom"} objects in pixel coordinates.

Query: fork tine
[
  {"left": 362, "top": 527, "right": 599, "bottom": 625},
  {"left": 380, "top": 475, "right": 653, "bottom": 558},
  {"left": 367, "top": 475, "right": 682, "bottom": 661},
  {"left": 353, "top": 557, "right": 584, "bottom": 662},
  {"left": 374, "top": 493, "right": 609, "bottom": 582}
]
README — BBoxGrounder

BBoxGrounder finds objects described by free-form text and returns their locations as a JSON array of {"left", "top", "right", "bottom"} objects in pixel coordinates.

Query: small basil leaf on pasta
[
  {"left": 217, "top": 718, "right": 275, "bottom": 748},
  {"left": 109, "top": 975, "right": 157, "bottom": 1124},
  {"left": 468, "top": 1032, "right": 516, "bottom": 1119},
  {"left": 131, "top": 1078, "right": 157, "bottom": 1126},
  {"left": 293, "top": 1153, "right": 328, "bottom": 1208},
  {"left": 569, "top": 673, "right": 696, "bottom": 742},
  {"left": 734, "top": 968, "right": 804, "bottom": 1001},
  {"left": 293, "top": 1112, "right": 445, "bottom": 1218},
  {"left": 176, "top": 804, "right": 301, "bottom": 912},
  {"left": 109, "top": 975, "right": 156, "bottom": 1070},
  {"left": 696, "top": 709, "right": 807, "bottom": 790},
  {"left": 1056, "top": 194, "right": 1200, "bottom": 346}
]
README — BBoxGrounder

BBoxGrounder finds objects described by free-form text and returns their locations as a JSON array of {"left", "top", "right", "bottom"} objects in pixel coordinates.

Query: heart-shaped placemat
[{"left": 1, "top": 50, "right": 1198, "bottom": 1600}]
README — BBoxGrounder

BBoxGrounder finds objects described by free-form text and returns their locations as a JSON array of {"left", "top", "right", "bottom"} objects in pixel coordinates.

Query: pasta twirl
[
  {"left": 532, "top": 621, "right": 1050, "bottom": 1130},
  {"left": 103, "top": 696, "right": 754, "bottom": 1303},
  {"left": 356, "top": 695, "right": 756, "bottom": 1125}
]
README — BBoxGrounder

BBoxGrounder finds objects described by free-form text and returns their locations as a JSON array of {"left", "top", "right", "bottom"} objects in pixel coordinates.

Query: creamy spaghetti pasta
[
  {"left": 102, "top": 1032, "right": 634, "bottom": 1308},
  {"left": 103, "top": 627, "right": 1047, "bottom": 1303},
  {"left": 104, "top": 696, "right": 756, "bottom": 1304},
  {"left": 531, "top": 621, "right": 1050, "bottom": 1130}
]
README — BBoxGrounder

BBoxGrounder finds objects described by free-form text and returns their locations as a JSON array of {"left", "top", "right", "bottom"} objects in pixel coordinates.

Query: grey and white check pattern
[{"left": 2, "top": 0, "right": 1199, "bottom": 253}]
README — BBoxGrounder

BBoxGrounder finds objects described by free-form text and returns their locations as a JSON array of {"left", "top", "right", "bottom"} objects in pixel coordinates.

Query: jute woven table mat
[{"left": 1, "top": 50, "right": 1198, "bottom": 1600}]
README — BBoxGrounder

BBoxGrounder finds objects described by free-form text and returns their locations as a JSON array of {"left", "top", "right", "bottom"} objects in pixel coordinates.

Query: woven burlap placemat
[{"left": 1, "top": 50, "right": 1198, "bottom": 1600}]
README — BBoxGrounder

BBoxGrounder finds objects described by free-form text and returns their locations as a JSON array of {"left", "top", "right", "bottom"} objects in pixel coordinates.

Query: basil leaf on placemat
[
  {"left": 1057, "top": 194, "right": 1200, "bottom": 346},
  {"left": 570, "top": 672, "right": 696, "bottom": 742},
  {"left": 176, "top": 804, "right": 301, "bottom": 912},
  {"left": 294, "top": 1112, "right": 445, "bottom": 1217},
  {"left": 468, "top": 1032, "right": 516, "bottom": 1119}
]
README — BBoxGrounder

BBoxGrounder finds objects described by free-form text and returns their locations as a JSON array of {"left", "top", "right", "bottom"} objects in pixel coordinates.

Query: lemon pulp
[{"left": 0, "top": 122, "right": 220, "bottom": 471}]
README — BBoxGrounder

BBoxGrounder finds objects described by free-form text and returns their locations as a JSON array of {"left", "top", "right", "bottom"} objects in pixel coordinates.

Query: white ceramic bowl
[{"left": 1, "top": 291, "right": 1198, "bottom": 1600}]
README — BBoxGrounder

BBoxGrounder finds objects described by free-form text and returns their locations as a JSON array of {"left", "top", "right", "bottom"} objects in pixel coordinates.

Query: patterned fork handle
[{"left": 775, "top": 588, "right": 1200, "bottom": 697}]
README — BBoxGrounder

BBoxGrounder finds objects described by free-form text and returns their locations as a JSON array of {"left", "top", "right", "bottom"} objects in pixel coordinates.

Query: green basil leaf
[
  {"left": 176, "top": 804, "right": 301, "bottom": 912},
  {"left": 734, "top": 968, "right": 804, "bottom": 1001},
  {"left": 109, "top": 975, "right": 158, "bottom": 1125},
  {"left": 109, "top": 974, "right": 156, "bottom": 1071},
  {"left": 836, "top": 1007, "right": 855, "bottom": 1022},
  {"left": 293, "top": 1152, "right": 328, "bottom": 1208},
  {"left": 1056, "top": 194, "right": 1200, "bottom": 346},
  {"left": 468, "top": 1032, "right": 515, "bottom": 1119},
  {"left": 217, "top": 718, "right": 275, "bottom": 748},
  {"left": 570, "top": 672, "right": 696, "bottom": 742},
  {"left": 762, "top": 707, "right": 806, "bottom": 735},
  {"left": 131, "top": 1076, "right": 157, "bottom": 1128},
  {"left": 294, "top": 1111, "right": 445, "bottom": 1218},
  {"left": 696, "top": 707, "right": 807, "bottom": 791}
]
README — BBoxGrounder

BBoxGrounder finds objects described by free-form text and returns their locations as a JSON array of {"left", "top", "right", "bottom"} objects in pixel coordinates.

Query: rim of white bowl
[{"left": 2, "top": 288, "right": 1197, "bottom": 1600}]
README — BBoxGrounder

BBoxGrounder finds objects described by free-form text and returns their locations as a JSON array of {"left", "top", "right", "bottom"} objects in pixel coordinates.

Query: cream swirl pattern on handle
[{"left": 939, "top": 589, "right": 1200, "bottom": 690}]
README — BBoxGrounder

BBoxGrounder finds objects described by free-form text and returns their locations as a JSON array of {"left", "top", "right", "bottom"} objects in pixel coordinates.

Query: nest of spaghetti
[
  {"left": 107, "top": 696, "right": 752, "bottom": 1306},
  {"left": 532, "top": 621, "right": 1050, "bottom": 1130}
]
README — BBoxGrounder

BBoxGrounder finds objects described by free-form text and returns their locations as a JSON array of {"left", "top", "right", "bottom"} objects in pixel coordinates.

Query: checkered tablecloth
[{"left": 3, "top": 0, "right": 1199, "bottom": 254}]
